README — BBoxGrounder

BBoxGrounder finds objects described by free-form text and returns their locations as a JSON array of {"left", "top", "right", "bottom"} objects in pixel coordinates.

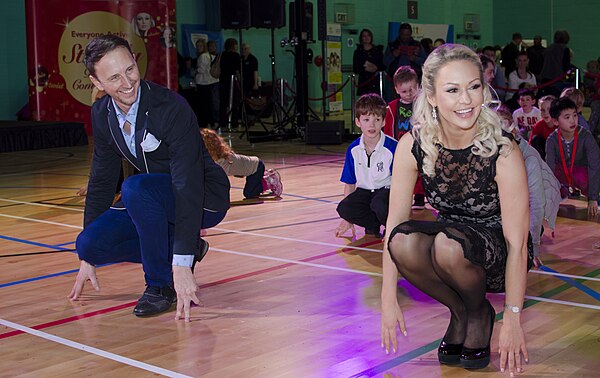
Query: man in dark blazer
[{"left": 68, "top": 35, "right": 230, "bottom": 321}]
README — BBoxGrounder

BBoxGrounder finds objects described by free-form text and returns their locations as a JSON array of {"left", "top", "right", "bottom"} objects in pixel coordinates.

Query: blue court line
[
  {"left": 0, "top": 235, "right": 73, "bottom": 251},
  {"left": 1, "top": 269, "right": 80, "bottom": 288},
  {"left": 539, "top": 265, "right": 600, "bottom": 302},
  {"left": 55, "top": 241, "right": 76, "bottom": 247}
]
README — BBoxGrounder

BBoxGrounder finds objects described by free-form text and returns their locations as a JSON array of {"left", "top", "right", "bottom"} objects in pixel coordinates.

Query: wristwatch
[{"left": 505, "top": 304, "right": 521, "bottom": 313}]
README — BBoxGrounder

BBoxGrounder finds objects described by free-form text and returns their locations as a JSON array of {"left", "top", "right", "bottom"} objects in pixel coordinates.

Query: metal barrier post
[
  {"left": 227, "top": 74, "right": 235, "bottom": 132},
  {"left": 350, "top": 74, "right": 356, "bottom": 134},
  {"left": 279, "top": 78, "right": 285, "bottom": 123}
]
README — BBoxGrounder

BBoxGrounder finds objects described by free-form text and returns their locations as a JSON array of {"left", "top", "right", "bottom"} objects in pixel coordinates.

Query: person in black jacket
[
  {"left": 353, "top": 29, "right": 385, "bottom": 96},
  {"left": 68, "top": 35, "right": 230, "bottom": 321}
]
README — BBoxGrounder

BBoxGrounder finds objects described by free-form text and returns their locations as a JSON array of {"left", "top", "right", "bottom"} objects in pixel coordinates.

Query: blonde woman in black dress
[{"left": 381, "top": 44, "right": 532, "bottom": 375}]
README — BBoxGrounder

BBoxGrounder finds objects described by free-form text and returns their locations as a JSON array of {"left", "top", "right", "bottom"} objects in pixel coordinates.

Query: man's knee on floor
[{"left": 76, "top": 228, "right": 100, "bottom": 263}]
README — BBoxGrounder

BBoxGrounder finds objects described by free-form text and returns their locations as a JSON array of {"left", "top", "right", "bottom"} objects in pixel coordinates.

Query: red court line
[{"left": 0, "top": 239, "right": 382, "bottom": 340}]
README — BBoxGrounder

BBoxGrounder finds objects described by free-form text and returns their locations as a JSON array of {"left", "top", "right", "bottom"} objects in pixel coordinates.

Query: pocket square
[{"left": 141, "top": 132, "right": 161, "bottom": 152}]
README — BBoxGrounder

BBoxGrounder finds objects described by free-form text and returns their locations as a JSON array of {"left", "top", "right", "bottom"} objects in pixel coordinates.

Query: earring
[{"left": 431, "top": 106, "right": 438, "bottom": 123}]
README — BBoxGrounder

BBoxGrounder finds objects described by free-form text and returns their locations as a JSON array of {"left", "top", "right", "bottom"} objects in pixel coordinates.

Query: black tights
[{"left": 388, "top": 231, "right": 493, "bottom": 348}]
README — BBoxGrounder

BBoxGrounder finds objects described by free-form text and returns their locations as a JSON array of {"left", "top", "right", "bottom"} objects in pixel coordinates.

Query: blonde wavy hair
[{"left": 411, "top": 44, "right": 513, "bottom": 177}]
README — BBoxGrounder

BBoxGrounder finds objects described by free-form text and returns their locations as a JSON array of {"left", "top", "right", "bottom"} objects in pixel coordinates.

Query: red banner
[{"left": 25, "top": 0, "right": 177, "bottom": 133}]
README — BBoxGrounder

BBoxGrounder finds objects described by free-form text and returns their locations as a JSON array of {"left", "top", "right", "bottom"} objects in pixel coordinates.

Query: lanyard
[{"left": 557, "top": 129, "right": 578, "bottom": 187}]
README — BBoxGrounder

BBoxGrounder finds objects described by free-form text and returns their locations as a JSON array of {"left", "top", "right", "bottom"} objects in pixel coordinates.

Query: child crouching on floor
[
  {"left": 200, "top": 129, "right": 283, "bottom": 199},
  {"left": 335, "top": 93, "right": 398, "bottom": 239}
]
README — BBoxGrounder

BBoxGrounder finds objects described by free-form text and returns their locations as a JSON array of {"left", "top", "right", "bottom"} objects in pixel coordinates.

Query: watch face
[{"left": 512, "top": 307, "right": 519, "bottom": 313}]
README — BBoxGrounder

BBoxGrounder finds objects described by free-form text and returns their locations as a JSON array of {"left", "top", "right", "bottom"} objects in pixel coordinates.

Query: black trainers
[
  {"left": 412, "top": 194, "right": 425, "bottom": 210},
  {"left": 133, "top": 285, "right": 177, "bottom": 317},
  {"left": 191, "top": 239, "right": 210, "bottom": 273}
]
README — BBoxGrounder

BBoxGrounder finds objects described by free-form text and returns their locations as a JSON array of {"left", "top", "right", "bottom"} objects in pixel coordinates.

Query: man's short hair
[
  {"left": 482, "top": 45, "right": 495, "bottom": 54},
  {"left": 479, "top": 54, "right": 495, "bottom": 70},
  {"left": 393, "top": 66, "right": 418, "bottom": 87},
  {"left": 512, "top": 32, "right": 523, "bottom": 41},
  {"left": 84, "top": 34, "right": 133, "bottom": 78},
  {"left": 549, "top": 97, "right": 577, "bottom": 119},
  {"left": 355, "top": 93, "right": 387, "bottom": 119},
  {"left": 518, "top": 89, "right": 535, "bottom": 100},
  {"left": 399, "top": 23, "right": 412, "bottom": 33}
]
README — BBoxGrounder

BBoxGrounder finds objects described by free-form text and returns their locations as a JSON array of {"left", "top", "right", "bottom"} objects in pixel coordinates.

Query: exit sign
[{"left": 335, "top": 12, "right": 348, "bottom": 23}]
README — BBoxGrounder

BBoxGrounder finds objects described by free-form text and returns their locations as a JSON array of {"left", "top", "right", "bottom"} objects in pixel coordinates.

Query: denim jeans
[{"left": 76, "top": 174, "right": 226, "bottom": 287}]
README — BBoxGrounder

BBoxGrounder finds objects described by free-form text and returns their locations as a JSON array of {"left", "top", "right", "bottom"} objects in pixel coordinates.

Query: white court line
[
  {"left": 0, "top": 318, "right": 192, "bottom": 378},
  {"left": 0, "top": 213, "right": 83, "bottom": 229},
  {"left": 533, "top": 269, "right": 600, "bottom": 282},
  {"left": 212, "top": 226, "right": 382, "bottom": 253},
  {"left": 211, "top": 247, "right": 599, "bottom": 310},
  {"left": 212, "top": 247, "right": 383, "bottom": 277},
  {"left": 219, "top": 198, "right": 338, "bottom": 225},
  {"left": 523, "top": 296, "right": 600, "bottom": 310},
  {"left": 215, "top": 248, "right": 600, "bottom": 310},
  {"left": 0, "top": 198, "right": 84, "bottom": 212},
  {"left": 2, "top": 211, "right": 599, "bottom": 283}
]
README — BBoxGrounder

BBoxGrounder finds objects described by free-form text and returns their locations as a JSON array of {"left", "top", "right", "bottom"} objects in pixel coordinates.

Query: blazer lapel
[{"left": 134, "top": 81, "right": 150, "bottom": 160}]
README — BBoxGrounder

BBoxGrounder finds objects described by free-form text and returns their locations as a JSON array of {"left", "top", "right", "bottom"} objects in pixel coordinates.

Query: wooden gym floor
[{"left": 0, "top": 132, "right": 599, "bottom": 377}]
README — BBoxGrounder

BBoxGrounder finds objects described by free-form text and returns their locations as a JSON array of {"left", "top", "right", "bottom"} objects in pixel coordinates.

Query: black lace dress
[{"left": 388, "top": 139, "right": 533, "bottom": 293}]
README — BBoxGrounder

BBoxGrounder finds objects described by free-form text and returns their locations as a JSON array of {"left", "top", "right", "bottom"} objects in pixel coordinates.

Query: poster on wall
[
  {"left": 180, "top": 24, "right": 224, "bottom": 58},
  {"left": 25, "top": 0, "right": 177, "bottom": 133},
  {"left": 326, "top": 23, "right": 343, "bottom": 113}
]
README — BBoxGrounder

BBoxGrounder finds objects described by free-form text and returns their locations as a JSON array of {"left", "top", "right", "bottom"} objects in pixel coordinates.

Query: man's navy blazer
[{"left": 84, "top": 80, "right": 230, "bottom": 256}]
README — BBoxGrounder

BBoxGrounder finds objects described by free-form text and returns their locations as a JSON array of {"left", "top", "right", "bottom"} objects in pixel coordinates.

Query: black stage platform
[{"left": 0, "top": 121, "right": 88, "bottom": 153}]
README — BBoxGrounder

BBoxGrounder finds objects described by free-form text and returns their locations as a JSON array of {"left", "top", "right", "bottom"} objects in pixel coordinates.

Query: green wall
[
  {"left": 2, "top": 0, "right": 599, "bottom": 119},
  {"left": 493, "top": 0, "right": 600, "bottom": 70},
  {"left": 1, "top": 1, "right": 27, "bottom": 120}
]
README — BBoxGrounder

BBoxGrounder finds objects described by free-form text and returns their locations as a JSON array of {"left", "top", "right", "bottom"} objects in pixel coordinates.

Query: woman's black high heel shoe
[
  {"left": 438, "top": 340, "right": 463, "bottom": 364},
  {"left": 460, "top": 300, "right": 495, "bottom": 369}
]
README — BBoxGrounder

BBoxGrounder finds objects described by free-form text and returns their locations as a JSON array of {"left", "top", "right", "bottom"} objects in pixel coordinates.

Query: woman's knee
[
  {"left": 432, "top": 233, "right": 467, "bottom": 270},
  {"left": 388, "top": 232, "right": 423, "bottom": 269}
]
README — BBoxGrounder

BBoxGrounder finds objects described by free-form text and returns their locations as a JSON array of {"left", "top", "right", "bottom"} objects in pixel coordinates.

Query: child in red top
[
  {"left": 383, "top": 66, "right": 425, "bottom": 208},
  {"left": 529, "top": 95, "right": 557, "bottom": 160}
]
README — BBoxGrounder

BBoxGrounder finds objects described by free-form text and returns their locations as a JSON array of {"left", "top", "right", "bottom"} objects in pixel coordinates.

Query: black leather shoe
[
  {"left": 460, "top": 300, "right": 495, "bottom": 369},
  {"left": 438, "top": 340, "right": 463, "bottom": 365},
  {"left": 133, "top": 285, "right": 177, "bottom": 317},
  {"left": 191, "top": 239, "right": 209, "bottom": 273}
]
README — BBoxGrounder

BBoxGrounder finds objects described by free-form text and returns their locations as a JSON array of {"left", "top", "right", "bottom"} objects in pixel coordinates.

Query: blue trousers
[{"left": 76, "top": 174, "right": 226, "bottom": 287}]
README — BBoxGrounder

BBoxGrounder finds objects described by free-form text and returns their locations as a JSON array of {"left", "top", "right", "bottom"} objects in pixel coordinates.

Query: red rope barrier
[
  {"left": 356, "top": 72, "right": 380, "bottom": 88},
  {"left": 307, "top": 76, "right": 352, "bottom": 101},
  {"left": 493, "top": 71, "right": 569, "bottom": 92}
]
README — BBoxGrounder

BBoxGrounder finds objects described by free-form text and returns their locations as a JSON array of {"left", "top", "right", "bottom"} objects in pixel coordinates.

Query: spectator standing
[
  {"left": 501, "top": 32, "right": 523, "bottom": 77},
  {"left": 241, "top": 43, "right": 259, "bottom": 98},
  {"left": 527, "top": 35, "right": 545, "bottom": 78},
  {"left": 353, "top": 29, "right": 385, "bottom": 96},
  {"left": 219, "top": 38, "right": 241, "bottom": 129},
  {"left": 383, "top": 23, "right": 425, "bottom": 100}
]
